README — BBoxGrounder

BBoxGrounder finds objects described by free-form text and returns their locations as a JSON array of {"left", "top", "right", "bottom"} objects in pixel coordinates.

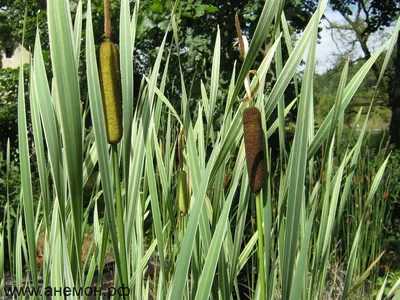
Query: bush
[{"left": 0, "top": 150, "right": 20, "bottom": 220}]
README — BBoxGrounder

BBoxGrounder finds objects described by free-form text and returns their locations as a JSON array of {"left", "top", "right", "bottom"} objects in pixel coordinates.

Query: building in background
[{"left": 1, "top": 43, "right": 31, "bottom": 69}]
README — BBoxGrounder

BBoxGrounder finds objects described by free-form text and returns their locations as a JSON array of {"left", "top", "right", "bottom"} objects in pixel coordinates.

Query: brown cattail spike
[
  {"left": 243, "top": 106, "right": 265, "bottom": 194},
  {"left": 235, "top": 13, "right": 245, "bottom": 59}
]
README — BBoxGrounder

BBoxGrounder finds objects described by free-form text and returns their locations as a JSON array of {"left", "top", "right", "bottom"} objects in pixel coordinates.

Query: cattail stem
[
  {"left": 255, "top": 193, "right": 266, "bottom": 300},
  {"left": 112, "top": 144, "right": 128, "bottom": 287},
  {"left": 178, "top": 127, "right": 184, "bottom": 169},
  {"left": 235, "top": 13, "right": 245, "bottom": 59},
  {"left": 104, "top": 0, "right": 112, "bottom": 39}
]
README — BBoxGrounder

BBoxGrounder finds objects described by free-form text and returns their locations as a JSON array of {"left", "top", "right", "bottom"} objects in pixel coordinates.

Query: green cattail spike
[
  {"left": 178, "top": 127, "right": 185, "bottom": 169},
  {"left": 99, "top": 0, "right": 122, "bottom": 144},
  {"left": 178, "top": 170, "right": 190, "bottom": 215},
  {"left": 177, "top": 126, "right": 189, "bottom": 215},
  {"left": 242, "top": 106, "right": 265, "bottom": 194},
  {"left": 99, "top": 40, "right": 123, "bottom": 144}
]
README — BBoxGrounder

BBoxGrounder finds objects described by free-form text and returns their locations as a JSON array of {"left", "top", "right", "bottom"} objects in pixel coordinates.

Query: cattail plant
[
  {"left": 238, "top": 8, "right": 268, "bottom": 296},
  {"left": 98, "top": 0, "right": 127, "bottom": 288},
  {"left": 242, "top": 105, "right": 266, "bottom": 300}
]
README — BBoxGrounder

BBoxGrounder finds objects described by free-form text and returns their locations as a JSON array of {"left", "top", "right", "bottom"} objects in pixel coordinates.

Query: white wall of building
[{"left": 1, "top": 44, "right": 31, "bottom": 69}]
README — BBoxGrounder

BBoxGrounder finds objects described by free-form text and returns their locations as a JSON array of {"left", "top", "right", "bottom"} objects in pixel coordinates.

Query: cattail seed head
[
  {"left": 99, "top": 41, "right": 123, "bottom": 144},
  {"left": 243, "top": 106, "right": 265, "bottom": 194},
  {"left": 178, "top": 170, "right": 190, "bottom": 215}
]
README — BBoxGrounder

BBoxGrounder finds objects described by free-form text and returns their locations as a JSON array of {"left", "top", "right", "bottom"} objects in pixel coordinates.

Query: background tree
[
  {"left": 133, "top": 0, "right": 315, "bottom": 100},
  {"left": 0, "top": 0, "right": 47, "bottom": 56},
  {"left": 389, "top": 34, "right": 400, "bottom": 146},
  {"left": 320, "top": 0, "right": 400, "bottom": 144}
]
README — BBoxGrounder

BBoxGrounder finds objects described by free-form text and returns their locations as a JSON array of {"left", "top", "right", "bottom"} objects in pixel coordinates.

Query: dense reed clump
[{"left": 242, "top": 106, "right": 265, "bottom": 194}]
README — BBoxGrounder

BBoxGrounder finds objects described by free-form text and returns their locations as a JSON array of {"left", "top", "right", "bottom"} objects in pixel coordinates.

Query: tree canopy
[
  {"left": 1, "top": 0, "right": 399, "bottom": 143},
  {"left": 330, "top": 0, "right": 398, "bottom": 32}
]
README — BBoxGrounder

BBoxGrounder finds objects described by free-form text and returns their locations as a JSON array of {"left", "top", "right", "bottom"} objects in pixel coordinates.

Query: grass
[{"left": 0, "top": 0, "right": 400, "bottom": 299}]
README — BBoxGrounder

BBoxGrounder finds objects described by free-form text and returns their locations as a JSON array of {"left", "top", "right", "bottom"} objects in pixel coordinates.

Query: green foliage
[
  {"left": 0, "top": 102, "right": 17, "bottom": 151},
  {"left": 0, "top": 66, "right": 29, "bottom": 153},
  {"left": 0, "top": 0, "right": 47, "bottom": 54},
  {"left": 0, "top": 65, "right": 38, "bottom": 229},
  {"left": 374, "top": 270, "right": 400, "bottom": 298},
  {"left": 133, "top": 0, "right": 315, "bottom": 104},
  {"left": 386, "top": 148, "right": 400, "bottom": 210},
  {"left": 380, "top": 148, "right": 400, "bottom": 272},
  {"left": 314, "top": 55, "right": 392, "bottom": 125},
  {"left": 0, "top": 150, "right": 20, "bottom": 214}
]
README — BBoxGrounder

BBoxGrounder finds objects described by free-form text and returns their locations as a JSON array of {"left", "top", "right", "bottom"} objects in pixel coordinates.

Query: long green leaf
[
  {"left": 120, "top": 0, "right": 135, "bottom": 184},
  {"left": 281, "top": 3, "right": 319, "bottom": 296},
  {"left": 48, "top": 0, "right": 83, "bottom": 280},
  {"left": 17, "top": 53, "right": 38, "bottom": 290}
]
